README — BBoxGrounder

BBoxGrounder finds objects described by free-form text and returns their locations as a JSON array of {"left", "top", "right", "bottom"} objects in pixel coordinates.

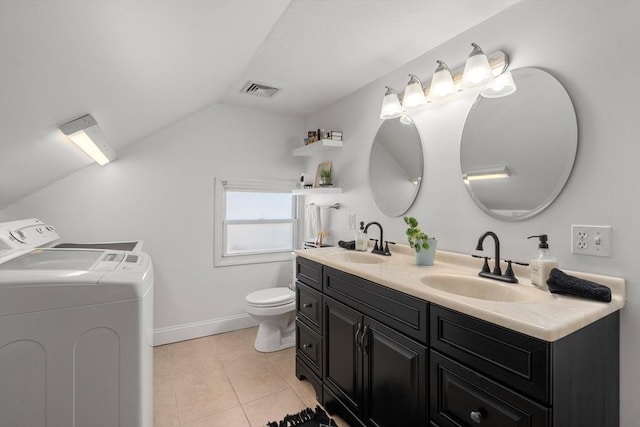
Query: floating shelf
[
  {"left": 292, "top": 139, "right": 343, "bottom": 157},
  {"left": 292, "top": 187, "right": 342, "bottom": 195}
]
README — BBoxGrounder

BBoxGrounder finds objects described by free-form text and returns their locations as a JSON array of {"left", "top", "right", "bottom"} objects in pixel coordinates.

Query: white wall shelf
[
  {"left": 292, "top": 187, "right": 342, "bottom": 195},
  {"left": 292, "top": 139, "right": 343, "bottom": 157}
]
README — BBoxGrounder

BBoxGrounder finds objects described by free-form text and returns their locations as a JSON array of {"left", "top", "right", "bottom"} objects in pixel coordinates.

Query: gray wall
[{"left": 0, "top": 104, "right": 304, "bottom": 343}]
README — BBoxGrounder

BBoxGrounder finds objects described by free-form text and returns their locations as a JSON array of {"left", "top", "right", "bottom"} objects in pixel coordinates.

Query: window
[{"left": 214, "top": 178, "right": 300, "bottom": 266}]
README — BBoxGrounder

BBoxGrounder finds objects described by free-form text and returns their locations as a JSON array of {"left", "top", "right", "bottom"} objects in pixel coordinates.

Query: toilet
[{"left": 245, "top": 287, "right": 296, "bottom": 352}]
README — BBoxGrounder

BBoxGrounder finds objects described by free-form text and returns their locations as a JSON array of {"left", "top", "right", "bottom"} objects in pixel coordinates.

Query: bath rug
[{"left": 266, "top": 405, "right": 337, "bottom": 427}]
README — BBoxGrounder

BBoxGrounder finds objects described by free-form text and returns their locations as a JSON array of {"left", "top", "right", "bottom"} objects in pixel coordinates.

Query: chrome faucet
[
  {"left": 364, "top": 221, "right": 391, "bottom": 256},
  {"left": 475, "top": 231, "right": 517, "bottom": 283}
]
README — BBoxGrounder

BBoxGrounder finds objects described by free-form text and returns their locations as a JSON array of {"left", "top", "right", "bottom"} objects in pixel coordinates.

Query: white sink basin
[
  {"left": 328, "top": 251, "right": 388, "bottom": 264},
  {"left": 420, "top": 274, "right": 552, "bottom": 302}
]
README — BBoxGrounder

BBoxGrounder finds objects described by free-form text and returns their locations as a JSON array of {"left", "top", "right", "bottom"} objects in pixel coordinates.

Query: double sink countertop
[{"left": 295, "top": 245, "right": 625, "bottom": 342}]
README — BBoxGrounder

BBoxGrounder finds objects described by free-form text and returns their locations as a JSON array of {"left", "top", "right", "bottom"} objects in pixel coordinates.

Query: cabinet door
[
  {"left": 324, "top": 296, "right": 364, "bottom": 417},
  {"left": 363, "top": 317, "right": 427, "bottom": 427}
]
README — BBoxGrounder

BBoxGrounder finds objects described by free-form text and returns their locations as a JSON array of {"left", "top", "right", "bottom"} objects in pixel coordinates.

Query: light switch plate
[
  {"left": 571, "top": 225, "right": 612, "bottom": 257},
  {"left": 348, "top": 213, "right": 356, "bottom": 229}
]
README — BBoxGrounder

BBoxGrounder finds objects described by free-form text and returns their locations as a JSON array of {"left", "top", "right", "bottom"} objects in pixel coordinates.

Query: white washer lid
[{"left": 246, "top": 288, "right": 294, "bottom": 307}]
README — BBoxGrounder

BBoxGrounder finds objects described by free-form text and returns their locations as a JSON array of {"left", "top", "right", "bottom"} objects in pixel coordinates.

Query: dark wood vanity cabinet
[
  {"left": 323, "top": 296, "right": 427, "bottom": 427},
  {"left": 294, "top": 256, "right": 325, "bottom": 402},
  {"left": 430, "top": 305, "right": 619, "bottom": 427},
  {"left": 294, "top": 256, "right": 620, "bottom": 427}
]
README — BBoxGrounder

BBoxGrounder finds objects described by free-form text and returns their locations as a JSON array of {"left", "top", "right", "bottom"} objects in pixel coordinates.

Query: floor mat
[{"left": 266, "top": 406, "right": 337, "bottom": 427}]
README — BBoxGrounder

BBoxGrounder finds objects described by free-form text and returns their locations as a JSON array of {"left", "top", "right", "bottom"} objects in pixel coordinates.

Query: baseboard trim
[{"left": 153, "top": 313, "right": 258, "bottom": 346}]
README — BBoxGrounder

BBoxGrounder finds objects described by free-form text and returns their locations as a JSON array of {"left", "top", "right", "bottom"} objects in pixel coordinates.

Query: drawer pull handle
[
  {"left": 303, "top": 303, "right": 312, "bottom": 308},
  {"left": 302, "top": 343, "right": 313, "bottom": 349},
  {"left": 470, "top": 410, "right": 482, "bottom": 424}
]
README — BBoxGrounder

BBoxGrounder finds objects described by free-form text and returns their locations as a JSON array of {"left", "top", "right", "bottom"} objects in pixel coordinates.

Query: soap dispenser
[
  {"left": 527, "top": 234, "right": 558, "bottom": 289},
  {"left": 356, "top": 221, "right": 368, "bottom": 251}
]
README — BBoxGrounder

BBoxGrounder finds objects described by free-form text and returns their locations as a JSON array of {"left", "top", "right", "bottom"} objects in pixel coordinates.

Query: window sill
[{"left": 215, "top": 251, "right": 294, "bottom": 267}]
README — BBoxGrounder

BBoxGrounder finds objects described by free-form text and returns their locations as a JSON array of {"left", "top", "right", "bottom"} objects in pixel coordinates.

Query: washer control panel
[{"left": 0, "top": 218, "right": 60, "bottom": 250}]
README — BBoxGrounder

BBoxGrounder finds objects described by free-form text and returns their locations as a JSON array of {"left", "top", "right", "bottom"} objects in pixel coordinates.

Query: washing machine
[{"left": 0, "top": 218, "right": 153, "bottom": 427}]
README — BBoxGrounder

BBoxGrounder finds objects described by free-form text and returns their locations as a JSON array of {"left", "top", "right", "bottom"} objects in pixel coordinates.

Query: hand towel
[
  {"left": 338, "top": 240, "right": 356, "bottom": 250},
  {"left": 304, "top": 204, "right": 321, "bottom": 242},
  {"left": 546, "top": 268, "right": 612, "bottom": 302}
]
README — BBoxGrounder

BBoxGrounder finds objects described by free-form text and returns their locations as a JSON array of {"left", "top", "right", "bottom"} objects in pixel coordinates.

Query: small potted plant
[
  {"left": 319, "top": 168, "right": 332, "bottom": 187},
  {"left": 404, "top": 216, "right": 437, "bottom": 266}
]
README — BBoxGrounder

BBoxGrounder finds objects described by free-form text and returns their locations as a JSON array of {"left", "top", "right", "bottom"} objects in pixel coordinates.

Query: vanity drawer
[
  {"left": 430, "top": 350, "right": 550, "bottom": 427},
  {"left": 324, "top": 266, "right": 428, "bottom": 344},
  {"left": 296, "top": 283, "right": 323, "bottom": 334},
  {"left": 296, "top": 256, "right": 323, "bottom": 291},
  {"left": 296, "top": 319, "right": 323, "bottom": 377},
  {"left": 430, "top": 305, "right": 550, "bottom": 404}
]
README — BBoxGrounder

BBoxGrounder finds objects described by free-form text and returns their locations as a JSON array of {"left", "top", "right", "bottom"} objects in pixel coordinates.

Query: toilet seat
[{"left": 246, "top": 288, "right": 295, "bottom": 308}]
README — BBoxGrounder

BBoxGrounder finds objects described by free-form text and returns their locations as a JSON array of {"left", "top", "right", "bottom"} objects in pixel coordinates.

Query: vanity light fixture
[
  {"left": 461, "top": 43, "right": 495, "bottom": 88},
  {"left": 402, "top": 74, "right": 427, "bottom": 109},
  {"left": 463, "top": 166, "right": 510, "bottom": 183},
  {"left": 481, "top": 70, "right": 517, "bottom": 98},
  {"left": 379, "top": 86, "right": 403, "bottom": 119},
  {"left": 378, "top": 44, "right": 511, "bottom": 121},
  {"left": 400, "top": 114, "right": 414, "bottom": 125},
  {"left": 59, "top": 114, "right": 116, "bottom": 166},
  {"left": 429, "top": 60, "right": 456, "bottom": 100}
]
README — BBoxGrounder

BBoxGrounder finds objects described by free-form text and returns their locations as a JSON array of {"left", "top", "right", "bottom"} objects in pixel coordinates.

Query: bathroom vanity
[{"left": 294, "top": 247, "right": 624, "bottom": 427}]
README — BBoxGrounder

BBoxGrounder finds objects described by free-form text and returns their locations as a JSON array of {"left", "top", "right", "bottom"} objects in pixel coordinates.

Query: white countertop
[{"left": 295, "top": 246, "right": 626, "bottom": 342}]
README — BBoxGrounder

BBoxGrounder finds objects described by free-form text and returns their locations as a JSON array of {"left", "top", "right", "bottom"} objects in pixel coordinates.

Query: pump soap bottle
[
  {"left": 356, "top": 221, "right": 368, "bottom": 252},
  {"left": 527, "top": 235, "right": 558, "bottom": 289}
]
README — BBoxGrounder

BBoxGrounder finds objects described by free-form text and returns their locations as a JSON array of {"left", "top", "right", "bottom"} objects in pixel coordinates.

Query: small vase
[
  {"left": 319, "top": 176, "right": 332, "bottom": 187},
  {"left": 415, "top": 238, "right": 437, "bottom": 266}
]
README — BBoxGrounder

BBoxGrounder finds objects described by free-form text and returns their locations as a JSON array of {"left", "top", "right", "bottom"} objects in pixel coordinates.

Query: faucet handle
[
  {"left": 504, "top": 260, "right": 515, "bottom": 278},
  {"left": 471, "top": 254, "right": 491, "bottom": 273},
  {"left": 383, "top": 241, "right": 395, "bottom": 256},
  {"left": 369, "top": 238, "right": 379, "bottom": 252},
  {"left": 481, "top": 257, "right": 491, "bottom": 273}
]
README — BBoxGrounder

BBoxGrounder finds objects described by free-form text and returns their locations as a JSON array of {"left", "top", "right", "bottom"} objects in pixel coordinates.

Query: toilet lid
[{"left": 246, "top": 288, "right": 295, "bottom": 308}]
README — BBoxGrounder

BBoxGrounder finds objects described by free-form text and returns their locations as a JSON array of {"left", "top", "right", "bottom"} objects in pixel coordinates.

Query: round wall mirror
[
  {"left": 369, "top": 118, "right": 424, "bottom": 217},
  {"left": 460, "top": 67, "right": 578, "bottom": 221}
]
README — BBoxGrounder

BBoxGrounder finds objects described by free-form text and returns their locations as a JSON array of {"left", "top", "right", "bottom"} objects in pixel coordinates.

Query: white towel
[{"left": 305, "top": 204, "right": 321, "bottom": 241}]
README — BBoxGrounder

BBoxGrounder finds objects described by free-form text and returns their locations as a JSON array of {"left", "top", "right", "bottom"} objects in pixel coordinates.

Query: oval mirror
[
  {"left": 460, "top": 67, "right": 577, "bottom": 221},
  {"left": 369, "top": 118, "right": 424, "bottom": 217}
]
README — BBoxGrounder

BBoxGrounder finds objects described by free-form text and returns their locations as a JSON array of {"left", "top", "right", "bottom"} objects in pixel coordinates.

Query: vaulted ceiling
[{"left": 0, "top": 0, "right": 517, "bottom": 210}]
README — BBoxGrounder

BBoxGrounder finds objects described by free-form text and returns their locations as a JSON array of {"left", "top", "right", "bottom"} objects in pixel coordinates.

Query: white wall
[
  {"left": 0, "top": 104, "right": 304, "bottom": 344},
  {"left": 303, "top": 2, "right": 640, "bottom": 426}
]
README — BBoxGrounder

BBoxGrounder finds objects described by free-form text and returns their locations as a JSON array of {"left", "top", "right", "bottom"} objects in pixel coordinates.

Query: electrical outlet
[
  {"left": 571, "top": 225, "right": 612, "bottom": 257},
  {"left": 348, "top": 213, "right": 356, "bottom": 229}
]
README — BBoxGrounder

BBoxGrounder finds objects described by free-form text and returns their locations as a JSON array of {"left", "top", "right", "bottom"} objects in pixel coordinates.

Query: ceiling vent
[{"left": 240, "top": 81, "right": 280, "bottom": 98}]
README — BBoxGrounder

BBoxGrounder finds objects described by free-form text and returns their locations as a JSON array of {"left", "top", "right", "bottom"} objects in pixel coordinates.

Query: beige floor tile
[
  {"left": 153, "top": 397, "right": 179, "bottom": 427},
  {"left": 261, "top": 346, "right": 295, "bottom": 363},
  {"left": 270, "top": 355, "right": 300, "bottom": 387},
  {"left": 199, "top": 327, "right": 259, "bottom": 356},
  {"left": 228, "top": 368, "right": 290, "bottom": 404},
  {"left": 175, "top": 378, "right": 240, "bottom": 425},
  {"left": 181, "top": 405, "right": 250, "bottom": 427},
  {"left": 292, "top": 379, "right": 320, "bottom": 408},
  {"left": 220, "top": 348, "right": 273, "bottom": 377},
  {"left": 242, "top": 388, "right": 307, "bottom": 427}
]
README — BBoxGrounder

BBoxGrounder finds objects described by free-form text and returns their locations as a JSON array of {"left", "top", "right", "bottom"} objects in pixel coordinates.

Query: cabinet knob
[
  {"left": 303, "top": 303, "right": 312, "bottom": 308},
  {"left": 302, "top": 343, "right": 313, "bottom": 349},
  {"left": 470, "top": 410, "right": 482, "bottom": 424}
]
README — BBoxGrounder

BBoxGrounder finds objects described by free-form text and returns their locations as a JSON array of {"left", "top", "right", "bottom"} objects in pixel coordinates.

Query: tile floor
[{"left": 153, "top": 327, "right": 349, "bottom": 427}]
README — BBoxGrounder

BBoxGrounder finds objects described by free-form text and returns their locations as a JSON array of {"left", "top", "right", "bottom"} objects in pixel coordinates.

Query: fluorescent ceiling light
[
  {"left": 59, "top": 114, "right": 116, "bottom": 166},
  {"left": 463, "top": 166, "right": 510, "bottom": 183}
]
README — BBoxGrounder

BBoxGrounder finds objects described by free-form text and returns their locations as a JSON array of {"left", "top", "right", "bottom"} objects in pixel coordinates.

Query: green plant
[
  {"left": 404, "top": 216, "right": 431, "bottom": 252},
  {"left": 320, "top": 168, "right": 331, "bottom": 178}
]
